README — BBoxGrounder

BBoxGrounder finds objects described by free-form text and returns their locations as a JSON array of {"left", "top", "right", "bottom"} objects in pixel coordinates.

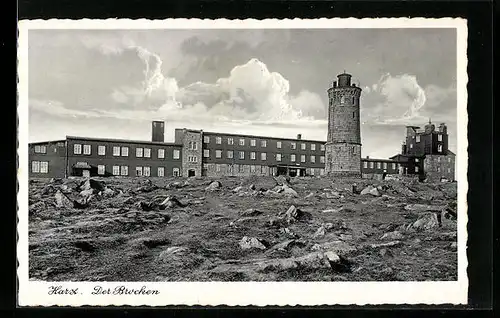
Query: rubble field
[{"left": 28, "top": 175, "right": 458, "bottom": 282}]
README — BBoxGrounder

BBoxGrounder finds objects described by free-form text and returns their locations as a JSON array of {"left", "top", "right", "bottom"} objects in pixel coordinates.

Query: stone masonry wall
[
  {"left": 325, "top": 143, "right": 361, "bottom": 177},
  {"left": 181, "top": 130, "right": 203, "bottom": 177},
  {"left": 423, "top": 154, "right": 455, "bottom": 182}
]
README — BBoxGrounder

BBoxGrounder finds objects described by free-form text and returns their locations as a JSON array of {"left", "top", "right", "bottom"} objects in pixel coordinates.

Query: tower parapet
[{"left": 325, "top": 72, "right": 362, "bottom": 177}]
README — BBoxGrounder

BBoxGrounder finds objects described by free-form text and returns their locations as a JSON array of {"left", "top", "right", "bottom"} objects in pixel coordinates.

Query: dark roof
[
  {"left": 29, "top": 139, "right": 66, "bottom": 145},
  {"left": 203, "top": 131, "right": 326, "bottom": 144},
  {"left": 361, "top": 158, "right": 397, "bottom": 163},
  {"left": 66, "top": 136, "right": 182, "bottom": 147}
]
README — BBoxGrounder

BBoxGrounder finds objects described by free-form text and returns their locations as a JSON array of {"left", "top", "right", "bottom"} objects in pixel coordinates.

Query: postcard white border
[{"left": 17, "top": 17, "right": 469, "bottom": 306}]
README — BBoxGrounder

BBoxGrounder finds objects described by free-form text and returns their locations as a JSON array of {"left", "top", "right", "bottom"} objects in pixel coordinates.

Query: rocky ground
[{"left": 28, "top": 175, "right": 458, "bottom": 282}]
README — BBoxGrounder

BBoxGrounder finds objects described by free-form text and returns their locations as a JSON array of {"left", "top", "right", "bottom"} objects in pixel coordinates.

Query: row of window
[
  {"left": 203, "top": 149, "right": 325, "bottom": 163},
  {"left": 73, "top": 144, "right": 180, "bottom": 159},
  {"left": 363, "top": 161, "right": 398, "bottom": 170},
  {"left": 203, "top": 136, "right": 325, "bottom": 151},
  {"left": 408, "top": 143, "right": 444, "bottom": 153},
  {"left": 31, "top": 161, "right": 49, "bottom": 173},
  {"left": 34, "top": 145, "right": 47, "bottom": 154},
  {"left": 437, "top": 156, "right": 452, "bottom": 162},
  {"left": 412, "top": 134, "right": 444, "bottom": 143},
  {"left": 205, "top": 163, "right": 326, "bottom": 176},
  {"left": 106, "top": 165, "right": 181, "bottom": 177}
]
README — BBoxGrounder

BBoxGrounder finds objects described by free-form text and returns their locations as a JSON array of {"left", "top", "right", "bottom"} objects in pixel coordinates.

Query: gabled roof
[{"left": 447, "top": 149, "right": 456, "bottom": 156}]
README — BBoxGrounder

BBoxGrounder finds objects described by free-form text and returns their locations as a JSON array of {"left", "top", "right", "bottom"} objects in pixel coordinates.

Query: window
[
  {"left": 311, "top": 144, "right": 316, "bottom": 151},
  {"left": 276, "top": 154, "right": 282, "bottom": 162},
  {"left": 409, "top": 143, "right": 414, "bottom": 149},
  {"left": 277, "top": 141, "right": 282, "bottom": 149},
  {"left": 216, "top": 137, "right": 222, "bottom": 144},
  {"left": 57, "top": 142, "right": 65, "bottom": 147},
  {"left": 301, "top": 143, "right": 306, "bottom": 150},
  {"left": 239, "top": 139, "right": 245, "bottom": 146},
  {"left": 136, "top": 166, "right": 143, "bottom": 177},
  {"left": 320, "top": 156, "right": 325, "bottom": 163},
  {"left": 261, "top": 166, "right": 266, "bottom": 174},
  {"left": 144, "top": 148, "right": 151, "bottom": 158},
  {"left": 173, "top": 168, "right": 180, "bottom": 177},
  {"left": 261, "top": 140, "right": 267, "bottom": 147},
  {"left": 188, "top": 141, "right": 198, "bottom": 150},
  {"left": 353, "top": 112, "right": 355, "bottom": 119},
  {"left": 98, "top": 165, "right": 105, "bottom": 175},
  {"left": 248, "top": 165, "right": 255, "bottom": 173},
  {"left": 392, "top": 163, "right": 396, "bottom": 170},
  {"left": 227, "top": 138, "right": 234, "bottom": 145},
  {"left": 438, "top": 145, "right": 443, "bottom": 152},
  {"left": 143, "top": 166, "right": 151, "bottom": 177},
  {"left": 363, "top": 161, "right": 368, "bottom": 168},
  {"left": 228, "top": 165, "right": 233, "bottom": 174},
  {"left": 341, "top": 96, "right": 345, "bottom": 104},
  {"left": 98, "top": 145, "right": 106, "bottom": 156},
  {"left": 188, "top": 156, "right": 198, "bottom": 163},
  {"left": 158, "top": 167, "right": 165, "bottom": 177},
  {"left": 113, "top": 146, "right": 120, "bottom": 156},
  {"left": 112, "top": 166, "right": 120, "bottom": 176},
  {"left": 415, "top": 158, "right": 419, "bottom": 163},
  {"left": 416, "top": 135, "right": 420, "bottom": 142},
  {"left": 31, "top": 161, "right": 40, "bottom": 173},
  {"left": 438, "top": 134, "right": 443, "bottom": 141},
  {"left": 291, "top": 154, "right": 296, "bottom": 162},
  {"left": 448, "top": 157, "right": 451, "bottom": 163},
  {"left": 291, "top": 142, "right": 297, "bottom": 150},
  {"left": 301, "top": 155, "right": 306, "bottom": 163},
  {"left": 227, "top": 150, "right": 233, "bottom": 159},
  {"left": 448, "top": 168, "right": 451, "bottom": 173},
  {"left": 251, "top": 139, "right": 256, "bottom": 147},
  {"left": 136, "top": 147, "right": 143, "bottom": 157},
  {"left": 250, "top": 152, "right": 256, "bottom": 160},
  {"left": 261, "top": 152, "right": 267, "bottom": 160},
  {"left": 320, "top": 169, "right": 325, "bottom": 176},
  {"left": 238, "top": 165, "right": 244, "bottom": 172},
  {"left": 216, "top": 164, "right": 221, "bottom": 172},
  {"left": 415, "top": 166, "right": 419, "bottom": 173},
  {"left": 215, "top": 150, "right": 222, "bottom": 158},
  {"left": 120, "top": 166, "right": 128, "bottom": 176},
  {"left": 370, "top": 162, "right": 374, "bottom": 168},
  {"left": 203, "top": 149, "right": 210, "bottom": 158},
  {"left": 34, "top": 145, "right": 47, "bottom": 154},
  {"left": 377, "top": 162, "right": 381, "bottom": 169},
  {"left": 83, "top": 144, "right": 91, "bottom": 155},
  {"left": 383, "top": 162, "right": 387, "bottom": 169},
  {"left": 310, "top": 155, "right": 316, "bottom": 163},
  {"left": 173, "top": 149, "right": 180, "bottom": 159},
  {"left": 121, "top": 147, "right": 129, "bottom": 157},
  {"left": 239, "top": 151, "right": 245, "bottom": 159},
  {"left": 311, "top": 168, "right": 315, "bottom": 176},
  {"left": 158, "top": 149, "right": 165, "bottom": 159},
  {"left": 74, "top": 144, "right": 82, "bottom": 155},
  {"left": 437, "top": 157, "right": 441, "bottom": 162},
  {"left": 203, "top": 136, "right": 210, "bottom": 143},
  {"left": 321, "top": 144, "right": 325, "bottom": 151}
]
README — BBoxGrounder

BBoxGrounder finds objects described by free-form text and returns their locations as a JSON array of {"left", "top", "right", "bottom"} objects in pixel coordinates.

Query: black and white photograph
[{"left": 17, "top": 18, "right": 468, "bottom": 306}]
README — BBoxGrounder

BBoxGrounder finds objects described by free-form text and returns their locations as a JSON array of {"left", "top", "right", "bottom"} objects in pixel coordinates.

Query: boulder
[
  {"left": 311, "top": 241, "right": 356, "bottom": 255},
  {"left": 29, "top": 201, "right": 46, "bottom": 215},
  {"left": 239, "top": 236, "right": 267, "bottom": 250},
  {"left": 360, "top": 185, "right": 375, "bottom": 195},
  {"left": 80, "top": 178, "right": 105, "bottom": 193},
  {"left": 369, "top": 187, "right": 381, "bottom": 197},
  {"left": 249, "top": 184, "right": 256, "bottom": 190},
  {"left": 412, "top": 212, "right": 441, "bottom": 230},
  {"left": 205, "top": 181, "right": 222, "bottom": 191},
  {"left": 240, "top": 208, "right": 262, "bottom": 217},
  {"left": 369, "top": 241, "right": 402, "bottom": 248},
  {"left": 139, "top": 201, "right": 157, "bottom": 212},
  {"left": 380, "top": 230, "right": 404, "bottom": 240},
  {"left": 313, "top": 226, "right": 326, "bottom": 238},
  {"left": 136, "top": 179, "right": 159, "bottom": 193},
  {"left": 404, "top": 204, "right": 445, "bottom": 212},
  {"left": 54, "top": 190, "right": 73, "bottom": 209},
  {"left": 278, "top": 205, "right": 311, "bottom": 223},
  {"left": 267, "top": 239, "right": 306, "bottom": 253},
  {"left": 80, "top": 189, "right": 94, "bottom": 197},
  {"left": 100, "top": 187, "right": 116, "bottom": 197},
  {"left": 158, "top": 246, "right": 188, "bottom": 261},
  {"left": 274, "top": 175, "right": 291, "bottom": 186},
  {"left": 159, "top": 196, "right": 186, "bottom": 209},
  {"left": 232, "top": 186, "right": 243, "bottom": 193},
  {"left": 281, "top": 185, "right": 298, "bottom": 197},
  {"left": 305, "top": 192, "right": 315, "bottom": 199}
]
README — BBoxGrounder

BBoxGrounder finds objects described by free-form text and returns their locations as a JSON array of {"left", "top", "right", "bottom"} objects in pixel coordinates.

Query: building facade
[{"left": 325, "top": 72, "right": 362, "bottom": 177}]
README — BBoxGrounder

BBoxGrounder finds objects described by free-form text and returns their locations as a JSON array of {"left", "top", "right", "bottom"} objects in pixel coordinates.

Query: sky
[{"left": 27, "top": 28, "right": 458, "bottom": 159}]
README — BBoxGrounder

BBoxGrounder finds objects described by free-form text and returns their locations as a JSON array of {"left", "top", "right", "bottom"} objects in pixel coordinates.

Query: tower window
[
  {"left": 340, "top": 96, "right": 345, "bottom": 104},
  {"left": 353, "top": 112, "right": 355, "bottom": 119},
  {"left": 352, "top": 97, "right": 355, "bottom": 104}
]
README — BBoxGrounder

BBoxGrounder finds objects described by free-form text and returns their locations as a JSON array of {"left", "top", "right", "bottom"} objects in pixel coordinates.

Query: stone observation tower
[{"left": 325, "top": 72, "right": 362, "bottom": 177}]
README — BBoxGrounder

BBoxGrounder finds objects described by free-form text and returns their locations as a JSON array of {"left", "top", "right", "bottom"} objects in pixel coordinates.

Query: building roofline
[
  {"left": 65, "top": 135, "right": 183, "bottom": 146},
  {"left": 361, "top": 158, "right": 398, "bottom": 163},
  {"left": 202, "top": 131, "right": 326, "bottom": 143},
  {"left": 28, "top": 139, "right": 66, "bottom": 145}
]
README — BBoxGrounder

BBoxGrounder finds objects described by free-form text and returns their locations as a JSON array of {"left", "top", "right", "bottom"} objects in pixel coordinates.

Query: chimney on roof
[
  {"left": 152, "top": 121, "right": 165, "bottom": 142},
  {"left": 297, "top": 134, "right": 302, "bottom": 140},
  {"left": 366, "top": 156, "right": 369, "bottom": 159}
]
